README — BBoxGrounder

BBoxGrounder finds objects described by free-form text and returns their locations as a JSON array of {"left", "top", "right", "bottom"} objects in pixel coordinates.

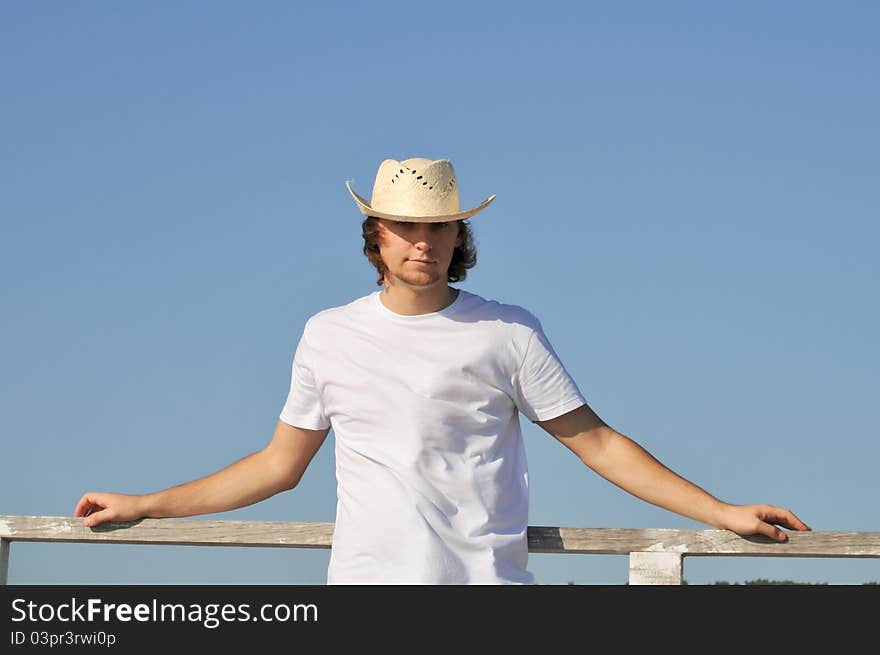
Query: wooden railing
[{"left": 2, "top": 515, "right": 879, "bottom": 585}]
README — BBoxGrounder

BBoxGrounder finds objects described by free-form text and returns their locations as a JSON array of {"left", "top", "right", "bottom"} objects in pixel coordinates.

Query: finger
[
  {"left": 779, "top": 517, "right": 811, "bottom": 531},
  {"left": 762, "top": 507, "right": 811, "bottom": 532},
  {"left": 83, "top": 508, "right": 113, "bottom": 528},
  {"left": 74, "top": 494, "right": 100, "bottom": 517},
  {"left": 757, "top": 522, "right": 788, "bottom": 542},
  {"left": 780, "top": 512, "right": 811, "bottom": 531}
]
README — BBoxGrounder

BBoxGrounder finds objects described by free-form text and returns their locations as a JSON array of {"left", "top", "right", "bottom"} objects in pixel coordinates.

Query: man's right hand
[
  {"left": 73, "top": 421, "right": 330, "bottom": 528},
  {"left": 74, "top": 492, "right": 148, "bottom": 528}
]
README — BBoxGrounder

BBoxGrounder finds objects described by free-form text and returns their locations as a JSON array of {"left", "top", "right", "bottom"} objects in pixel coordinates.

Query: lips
[{"left": 409, "top": 259, "right": 434, "bottom": 264}]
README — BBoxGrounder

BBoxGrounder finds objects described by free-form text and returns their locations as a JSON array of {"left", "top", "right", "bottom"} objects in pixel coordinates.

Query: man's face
[{"left": 377, "top": 218, "right": 462, "bottom": 290}]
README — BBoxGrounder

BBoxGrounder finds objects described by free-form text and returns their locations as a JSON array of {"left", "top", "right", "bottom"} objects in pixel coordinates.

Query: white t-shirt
[{"left": 279, "top": 288, "right": 586, "bottom": 584}]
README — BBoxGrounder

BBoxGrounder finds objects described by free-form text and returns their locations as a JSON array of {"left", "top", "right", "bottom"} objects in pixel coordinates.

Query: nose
[{"left": 410, "top": 225, "right": 435, "bottom": 250}]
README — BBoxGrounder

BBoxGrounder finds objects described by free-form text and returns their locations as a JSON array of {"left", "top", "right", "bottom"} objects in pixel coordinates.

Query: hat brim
[{"left": 346, "top": 181, "right": 495, "bottom": 223}]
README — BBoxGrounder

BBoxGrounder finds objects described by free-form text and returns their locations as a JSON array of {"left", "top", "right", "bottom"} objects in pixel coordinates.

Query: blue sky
[{"left": 2, "top": 2, "right": 878, "bottom": 585}]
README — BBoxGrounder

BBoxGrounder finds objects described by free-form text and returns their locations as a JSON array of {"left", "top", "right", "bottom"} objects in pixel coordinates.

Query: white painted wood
[{"left": 629, "top": 551, "right": 683, "bottom": 585}]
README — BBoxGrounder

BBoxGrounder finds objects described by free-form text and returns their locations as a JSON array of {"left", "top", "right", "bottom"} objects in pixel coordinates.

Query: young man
[{"left": 74, "top": 157, "right": 810, "bottom": 584}]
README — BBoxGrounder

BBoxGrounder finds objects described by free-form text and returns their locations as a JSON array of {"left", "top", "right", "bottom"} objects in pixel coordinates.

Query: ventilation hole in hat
[
  {"left": 411, "top": 170, "right": 417, "bottom": 174},
  {"left": 422, "top": 181, "right": 427, "bottom": 186},
  {"left": 391, "top": 179, "right": 395, "bottom": 183},
  {"left": 416, "top": 176, "right": 423, "bottom": 179},
  {"left": 399, "top": 169, "right": 404, "bottom": 173},
  {"left": 429, "top": 186, "right": 433, "bottom": 190}
]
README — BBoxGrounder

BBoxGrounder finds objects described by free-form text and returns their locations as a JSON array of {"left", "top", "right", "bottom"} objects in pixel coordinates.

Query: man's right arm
[{"left": 74, "top": 420, "right": 330, "bottom": 527}]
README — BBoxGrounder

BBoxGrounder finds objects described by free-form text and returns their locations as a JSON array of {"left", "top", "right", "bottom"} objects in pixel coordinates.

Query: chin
[{"left": 392, "top": 274, "right": 443, "bottom": 288}]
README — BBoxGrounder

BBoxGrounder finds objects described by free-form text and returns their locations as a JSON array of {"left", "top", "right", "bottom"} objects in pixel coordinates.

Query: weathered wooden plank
[
  {"left": 2, "top": 516, "right": 879, "bottom": 558},
  {"left": 528, "top": 526, "right": 880, "bottom": 557},
  {"left": 629, "top": 552, "right": 683, "bottom": 585},
  {"left": 0, "top": 516, "right": 334, "bottom": 548}
]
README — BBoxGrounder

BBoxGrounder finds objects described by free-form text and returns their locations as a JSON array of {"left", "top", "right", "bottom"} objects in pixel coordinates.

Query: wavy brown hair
[{"left": 361, "top": 217, "right": 477, "bottom": 286}]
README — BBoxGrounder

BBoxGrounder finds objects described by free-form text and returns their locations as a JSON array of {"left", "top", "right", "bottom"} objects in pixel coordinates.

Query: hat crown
[
  {"left": 400, "top": 157, "right": 436, "bottom": 170},
  {"left": 370, "top": 158, "right": 460, "bottom": 218},
  {"left": 345, "top": 156, "right": 495, "bottom": 223}
]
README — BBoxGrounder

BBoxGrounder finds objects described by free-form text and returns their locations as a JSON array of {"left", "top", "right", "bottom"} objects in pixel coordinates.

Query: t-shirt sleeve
[
  {"left": 279, "top": 329, "right": 331, "bottom": 430},
  {"left": 511, "top": 320, "right": 586, "bottom": 423}
]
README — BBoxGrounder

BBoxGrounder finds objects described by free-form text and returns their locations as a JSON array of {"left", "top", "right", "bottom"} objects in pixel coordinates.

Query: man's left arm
[{"left": 534, "top": 404, "right": 811, "bottom": 541}]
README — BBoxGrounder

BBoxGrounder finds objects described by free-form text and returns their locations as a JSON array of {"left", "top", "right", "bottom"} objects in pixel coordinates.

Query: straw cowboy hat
[{"left": 346, "top": 157, "right": 496, "bottom": 223}]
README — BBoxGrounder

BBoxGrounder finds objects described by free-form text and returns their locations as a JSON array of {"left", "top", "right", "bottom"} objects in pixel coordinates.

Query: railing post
[
  {"left": 1, "top": 538, "right": 9, "bottom": 586},
  {"left": 628, "top": 551, "right": 683, "bottom": 585}
]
